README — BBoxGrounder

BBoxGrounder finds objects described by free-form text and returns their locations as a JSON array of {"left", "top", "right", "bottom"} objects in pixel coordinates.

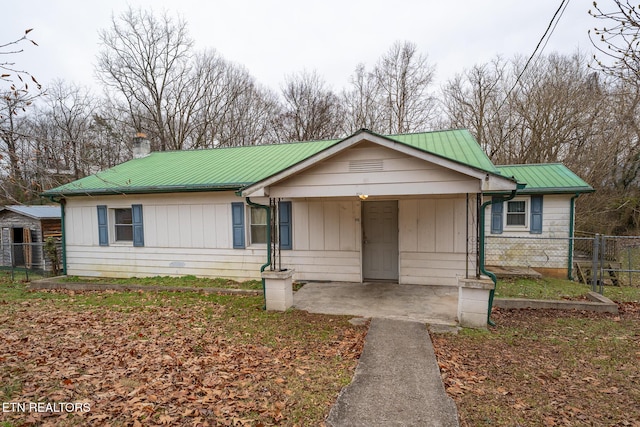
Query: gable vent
[{"left": 349, "top": 159, "right": 384, "bottom": 173}]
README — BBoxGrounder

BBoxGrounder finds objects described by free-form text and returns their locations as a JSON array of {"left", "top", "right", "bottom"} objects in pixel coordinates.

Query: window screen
[
  {"left": 114, "top": 208, "right": 133, "bottom": 241},
  {"left": 250, "top": 207, "right": 267, "bottom": 244},
  {"left": 506, "top": 200, "right": 526, "bottom": 226}
]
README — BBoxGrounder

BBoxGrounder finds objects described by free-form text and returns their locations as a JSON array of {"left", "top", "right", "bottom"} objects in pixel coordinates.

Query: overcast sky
[{"left": 2, "top": 0, "right": 596, "bottom": 94}]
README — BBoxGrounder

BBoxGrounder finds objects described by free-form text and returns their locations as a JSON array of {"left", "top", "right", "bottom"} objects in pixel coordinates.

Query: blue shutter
[
  {"left": 530, "top": 195, "right": 543, "bottom": 234},
  {"left": 279, "top": 201, "right": 292, "bottom": 250},
  {"left": 132, "top": 204, "right": 144, "bottom": 247},
  {"left": 232, "top": 202, "right": 245, "bottom": 249},
  {"left": 97, "top": 205, "right": 109, "bottom": 246},
  {"left": 490, "top": 198, "right": 503, "bottom": 234}
]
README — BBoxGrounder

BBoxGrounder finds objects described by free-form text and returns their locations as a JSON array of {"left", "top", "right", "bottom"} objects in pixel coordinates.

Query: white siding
[
  {"left": 399, "top": 195, "right": 477, "bottom": 286},
  {"left": 283, "top": 199, "right": 361, "bottom": 282},
  {"left": 484, "top": 194, "right": 572, "bottom": 270},
  {"left": 65, "top": 193, "right": 477, "bottom": 284},
  {"left": 64, "top": 193, "right": 362, "bottom": 282},
  {"left": 65, "top": 192, "right": 264, "bottom": 280},
  {"left": 268, "top": 143, "right": 481, "bottom": 198}
]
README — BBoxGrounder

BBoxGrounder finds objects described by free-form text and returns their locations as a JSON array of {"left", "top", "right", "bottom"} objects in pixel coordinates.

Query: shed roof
[
  {"left": 496, "top": 164, "right": 594, "bottom": 194},
  {"left": 0, "top": 205, "right": 61, "bottom": 219},
  {"left": 42, "top": 129, "right": 500, "bottom": 197}
]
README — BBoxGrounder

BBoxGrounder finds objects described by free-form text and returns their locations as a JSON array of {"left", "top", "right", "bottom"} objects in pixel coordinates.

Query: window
[
  {"left": 250, "top": 207, "right": 267, "bottom": 244},
  {"left": 96, "top": 204, "right": 144, "bottom": 247},
  {"left": 231, "top": 202, "right": 292, "bottom": 249},
  {"left": 506, "top": 200, "right": 527, "bottom": 227},
  {"left": 490, "top": 196, "right": 543, "bottom": 234},
  {"left": 114, "top": 208, "right": 133, "bottom": 241}
]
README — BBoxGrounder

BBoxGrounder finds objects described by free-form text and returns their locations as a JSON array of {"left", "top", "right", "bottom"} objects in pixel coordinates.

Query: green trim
[
  {"left": 44, "top": 184, "right": 244, "bottom": 198},
  {"left": 60, "top": 200, "right": 67, "bottom": 275},
  {"left": 480, "top": 184, "right": 524, "bottom": 326},
  {"left": 486, "top": 187, "right": 594, "bottom": 195},
  {"left": 567, "top": 193, "right": 581, "bottom": 280}
]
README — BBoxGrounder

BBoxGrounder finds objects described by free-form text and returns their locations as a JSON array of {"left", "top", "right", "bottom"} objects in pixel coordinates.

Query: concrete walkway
[
  {"left": 326, "top": 318, "right": 459, "bottom": 426},
  {"left": 293, "top": 281, "right": 458, "bottom": 325}
]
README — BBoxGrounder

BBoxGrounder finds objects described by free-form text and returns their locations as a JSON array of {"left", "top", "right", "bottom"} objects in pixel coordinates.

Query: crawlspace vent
[{"left": 349, "top": 159, "right": 384, "bottom": 173}]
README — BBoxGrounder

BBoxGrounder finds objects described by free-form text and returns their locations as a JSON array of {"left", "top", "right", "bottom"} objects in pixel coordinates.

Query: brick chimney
[{"left": 132, "top": 132, "right": 151, "bottom": 158}]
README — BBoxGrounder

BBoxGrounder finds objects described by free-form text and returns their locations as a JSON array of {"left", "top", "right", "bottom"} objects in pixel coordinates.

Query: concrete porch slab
[
  {"left": 486, "top": 265, "right": 542, "bottom": 279},
  {"left": 293, "top": 281, "right": 458, "bottom": 325}
]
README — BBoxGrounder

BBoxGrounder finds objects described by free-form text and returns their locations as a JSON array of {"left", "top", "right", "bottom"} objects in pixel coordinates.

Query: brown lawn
[
  {"left": 432, "top": 304, "right": 640, "bottom": 427},
  {"left": 0, "top": 286, "right": 366, "bottom": 426}
]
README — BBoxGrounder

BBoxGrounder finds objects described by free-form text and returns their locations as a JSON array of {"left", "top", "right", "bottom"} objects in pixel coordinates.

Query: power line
[{"left": 492, "top": 0, "right": 571, "bottom": 118}]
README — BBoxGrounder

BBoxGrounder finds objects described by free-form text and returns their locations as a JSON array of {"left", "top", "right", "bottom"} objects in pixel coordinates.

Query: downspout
[
  {"left": 46, "top": 196, "right": 67, "bottom": 275},
  {"left": 245, "top": 197, "right": 271, "bottom": 310},
  {"left": 480, "top": 184, "right": 524, "bottom": 326},
  {"left": 567, "top": 192, "right": 581, "bottom": 280}
]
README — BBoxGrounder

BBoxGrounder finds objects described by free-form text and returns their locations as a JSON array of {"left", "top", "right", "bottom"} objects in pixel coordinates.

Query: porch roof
[{"left": 42, "top": 129, "right": 506, "bottom": 197}]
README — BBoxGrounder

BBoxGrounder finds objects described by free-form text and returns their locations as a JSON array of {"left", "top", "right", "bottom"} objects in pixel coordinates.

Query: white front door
[{"left": 362, "top": 201, "right": 399, "bottom": 281}]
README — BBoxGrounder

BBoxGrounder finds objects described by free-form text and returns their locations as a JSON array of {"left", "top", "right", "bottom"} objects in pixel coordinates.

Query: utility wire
[
  {"left": 537, "top": 0, "right": 571, "bottom": 61},
  {"left": 492, "top": 0, "right": 571, "bottom": 118}
]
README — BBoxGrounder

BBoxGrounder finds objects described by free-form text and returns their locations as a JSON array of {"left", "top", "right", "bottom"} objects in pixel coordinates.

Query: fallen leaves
[
  {"left": 432, "top": 305, "right": 640, "bottom": 426},
  {"left": 0, "top": 291, "right": 367, "bottom": 426}
]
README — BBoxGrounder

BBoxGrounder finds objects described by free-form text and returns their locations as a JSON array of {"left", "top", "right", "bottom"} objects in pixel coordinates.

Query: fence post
[
  {"left": 591, "top": 234, "right": 599, "bottom": 293},
  {"left": 599, "top": 234, "right": 605, "bottom": 294}
]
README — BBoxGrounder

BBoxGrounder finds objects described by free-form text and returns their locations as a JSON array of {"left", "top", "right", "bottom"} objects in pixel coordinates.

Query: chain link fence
[
  {"left": 590, "top": 235, "right": 640, "bottom": 289},
  {"left": 485, "top": 233, "right": 640, "bottom": 291},
  {"left": 485, "top": 235, "right": 572, "bottom": 270},
  {"left": 0, "top": 240, "right": 62, "bottom": 279}
]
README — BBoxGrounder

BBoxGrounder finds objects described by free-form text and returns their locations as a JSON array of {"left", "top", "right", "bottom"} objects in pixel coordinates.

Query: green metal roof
[
  {"left": 389, "top": 129, "right": 499, "bottom": 174},
  {"left": 41, "top": 129, "right": 540, "bottom": 197},
  {"left": 42, "top": 139, "right": 339, "bottom": 196},
  {"left": 496, "top": 163, "right": 594, "bottom": 194}
]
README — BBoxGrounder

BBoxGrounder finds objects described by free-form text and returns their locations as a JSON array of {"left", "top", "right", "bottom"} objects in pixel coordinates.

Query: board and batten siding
[
  {"left": 399, "top": 195, "right": 477, "bottom": 286},
  {"left": 268, "top": 142, "right": 482, "bottom": 198},
  {"left": 282, "top": 199, "right": 361, "bottom": 282},
  {"left": 64, "top": 193, "right": 361, "bottom": 281},
  {"left": 484, "top": 194, "right": 572, "bottom": 270},
  {"left": 64, "top": 192, "right": 263, "bottom": 280}
]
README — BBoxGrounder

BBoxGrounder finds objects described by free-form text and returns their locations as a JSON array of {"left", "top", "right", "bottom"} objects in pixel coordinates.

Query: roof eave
[
  {"left": 41, "top": 183, "right": 246, "bottom": 198},
  {"left": 485, "top": 186, "right": 594, "bottom": 196}
]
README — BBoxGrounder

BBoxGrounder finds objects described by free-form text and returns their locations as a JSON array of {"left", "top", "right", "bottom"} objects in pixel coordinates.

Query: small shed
[{"left": 0, "top": 205, "right": 62, "bottom": 271}]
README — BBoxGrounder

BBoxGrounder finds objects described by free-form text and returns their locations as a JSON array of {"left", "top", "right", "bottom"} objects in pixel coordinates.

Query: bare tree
[
  {"left": 509, "top": 53, "right": 598, "bottom": 164},
  {"left": 163, "top": 50, "right": 280, "bottom": 148},
  {"left": 441, "top": 57, "right": 513, "bottom": 159},
  {"left": 373, "top": 41, "right": 437, "bottom": 134},
  {"left": 274, "top": 70, "right": 344, "bottom": 142},
  {"left": 44, "top": 80, "right": 98, "bottom": 179},
  {"left": 442, "top": 52, "right": 601, "bottom": 164},
  {"left": 96, "top": 7, "right": 194, "bottom": 151},
  {"left": 341, "top": 63, "right": 382, "bottom": 134},
  {"left": 0, "top": 30, "right": 44, "bottom": 203},
  {"left": 0, "top": 92, "right": 31, "bottom": 201},
  {"left": 589, "top": 0, "right": 640, "bottom": 81},
  {"left": 0, "top": 29, "right": 42, "bottom": 100}
]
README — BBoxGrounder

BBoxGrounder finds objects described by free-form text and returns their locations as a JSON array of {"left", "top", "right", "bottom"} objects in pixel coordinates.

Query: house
[
  {"left": 485, "top": 164, "right": 594, "bottom": 278},
  {"left": 41, "top": 129, "right": 593, "bottom": 327},
  {"left": 0, "top": 205, "right": 62, "bottom": 271}
]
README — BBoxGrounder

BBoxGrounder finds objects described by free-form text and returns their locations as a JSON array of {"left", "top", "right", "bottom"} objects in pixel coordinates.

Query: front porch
[{"left": 289, "top": 279, "right": 494, "bottom": 328}]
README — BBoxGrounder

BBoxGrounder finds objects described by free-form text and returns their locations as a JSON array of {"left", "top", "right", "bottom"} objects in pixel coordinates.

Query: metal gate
[{"left": 577, "top": 234, "right": 640, "bottom": 292}]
